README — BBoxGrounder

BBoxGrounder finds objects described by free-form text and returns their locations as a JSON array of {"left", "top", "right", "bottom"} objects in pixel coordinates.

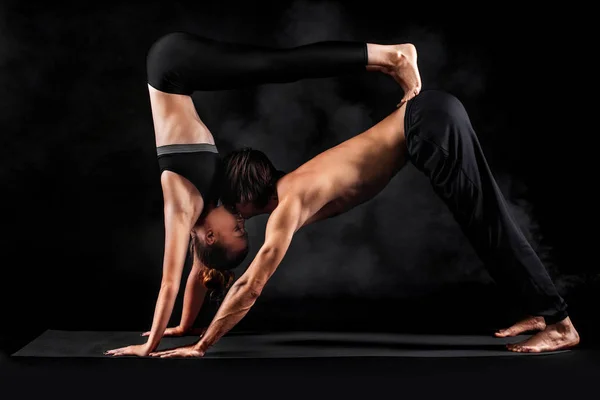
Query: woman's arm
[
  {"left": 178, "top": 255, "right": 208, "bottom": 332},
  {"left": 105, "top": 205, "right": 195, "bottom": 357},
  {"left": 148, "top": 196, "right": 308, "bottom": 358},
  {"left": 191, "top": 196, "right": 306, "bottom": 354},
  {"left": 106, "top": 171, "right": 203, "bottom": 357},
  {"left": 143, "top": 207, "right": 195, "bottom": 351},
  {"left": 141, "top": 246, "right": 209, "bottom": 338}
]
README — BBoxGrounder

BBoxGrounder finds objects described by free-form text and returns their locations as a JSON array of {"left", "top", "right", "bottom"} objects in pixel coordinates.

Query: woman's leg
[
  {"left": 403, "top": 90, "right": 578, "bottom": 352},
  {"left": 146, "top": 31, "right": 419, "bottom": 100}
]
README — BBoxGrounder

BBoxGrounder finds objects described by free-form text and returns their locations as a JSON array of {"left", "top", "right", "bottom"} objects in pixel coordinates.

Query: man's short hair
[{"left": 222, "top": 147, "right": 283, "bottom": 209}]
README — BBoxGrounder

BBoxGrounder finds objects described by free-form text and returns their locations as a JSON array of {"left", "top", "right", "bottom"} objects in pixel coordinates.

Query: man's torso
[{"left": 278, "top": 104, "right": 410, "bottom": 227}]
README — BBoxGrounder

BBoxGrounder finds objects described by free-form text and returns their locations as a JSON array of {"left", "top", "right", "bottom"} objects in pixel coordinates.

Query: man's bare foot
[
  {"left": 392, "top": 43, "right": 421, "bottom": 106},
  {"left": 495, "top": 316, "right": 546, "bottom": 338},
  {"left": 506, "top": 317, "right": 580, "bottom": 353}
]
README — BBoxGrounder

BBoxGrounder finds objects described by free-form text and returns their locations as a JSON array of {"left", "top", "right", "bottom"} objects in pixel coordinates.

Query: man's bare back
[
  {"left": 277, "top": 103, "right": 409, "bottom": 227},
  {"left": 171, "top": 32, "right": 578, "bottom": 357}
]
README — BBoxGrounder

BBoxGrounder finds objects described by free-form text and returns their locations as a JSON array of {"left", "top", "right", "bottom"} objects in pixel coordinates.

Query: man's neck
[
  {"left": 248, "top": 174, "right": 285, "bottom": 217},
  {"left": 264, "top": 196, "right": 279, "bottom": 213},
  {"left": 251, "top": 196, "right": 279, "bottom": 217}
]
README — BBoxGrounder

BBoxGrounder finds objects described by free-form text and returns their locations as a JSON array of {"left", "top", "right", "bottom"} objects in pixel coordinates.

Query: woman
[{"left": 105, "top": 31, "right": 420, "bottom": 357}]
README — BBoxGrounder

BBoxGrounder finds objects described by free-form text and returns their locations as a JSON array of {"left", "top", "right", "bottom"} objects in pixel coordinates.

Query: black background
[{"left": 1, "top": 0, "right": 596, "bottom": 353}]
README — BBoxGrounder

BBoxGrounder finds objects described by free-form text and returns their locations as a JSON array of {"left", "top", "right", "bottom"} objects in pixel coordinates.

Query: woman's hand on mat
[
  {"left": 150, "top": 343, "right": 205, "bottom": 358},
  {"left": 141, "top": 325, "right": 206, "bottom": 337},
  {"left": 104, "top": 343, "right": 152, "bottom": 357}
]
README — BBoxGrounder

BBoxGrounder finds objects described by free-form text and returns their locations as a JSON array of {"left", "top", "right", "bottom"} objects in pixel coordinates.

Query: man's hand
[
  {"left": 150, "top": 343, "right": 205, "bottom": 358},
  {"left": 104, "top": 343, "right": 152, "bottom": 357},
  {"left": 141, "top": 325, "right": 206, "bottom": 337}
]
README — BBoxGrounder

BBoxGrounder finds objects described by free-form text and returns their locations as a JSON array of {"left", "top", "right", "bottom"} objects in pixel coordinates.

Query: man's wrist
[{"left": 194, "top": 339, "right": 209, "bottom": 353}]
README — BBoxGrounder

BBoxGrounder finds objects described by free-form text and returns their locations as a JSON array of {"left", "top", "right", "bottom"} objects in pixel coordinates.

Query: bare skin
[
  {"left": 366, "top": 43, "right": 421, "bottom": 106},
  {"left": 495, "top": 316, "right": 580, "bottom": 353},
  {"left": 495, "top": 316, "right": 547, "bottom": 337},
  {"left": 150, "top": 45, "right": 577, "bottom": 356},
  {"left": 107, "top": 39, "right": 420, "bottom": 358},
  {"left": 141, "top": 255, "right": 209, "bottom": 338},
  {"left": 152, "top": 100, "right": 413, "bottom": 358},
  {"left": 104, "top": 86, "right": 247, "bottom": 358}
]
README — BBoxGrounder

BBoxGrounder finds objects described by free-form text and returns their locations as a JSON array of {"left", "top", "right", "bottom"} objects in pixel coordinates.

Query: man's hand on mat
[
  {"left": 104, "top": 343, "right": 152, "bottom": 357},
  {"left": 141, "top": 326, "right": 206, "bottom": 337},
  {"left": 150, "top": 343, "right": 205, "bottom": 358}
]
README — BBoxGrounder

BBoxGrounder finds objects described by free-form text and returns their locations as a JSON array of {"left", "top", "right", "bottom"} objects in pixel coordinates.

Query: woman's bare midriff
[{"left": 148, "top": 84, "right": 215, "bottom": 147}]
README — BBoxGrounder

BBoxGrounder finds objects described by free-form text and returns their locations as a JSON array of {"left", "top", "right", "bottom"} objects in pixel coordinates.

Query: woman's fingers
[{"left": 104, "top": 346, "right": 135, "bottom": 356}]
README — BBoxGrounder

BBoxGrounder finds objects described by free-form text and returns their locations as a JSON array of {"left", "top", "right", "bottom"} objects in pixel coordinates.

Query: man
[{"left": 151, "top": 58, "right": 579, "bottom": 360}]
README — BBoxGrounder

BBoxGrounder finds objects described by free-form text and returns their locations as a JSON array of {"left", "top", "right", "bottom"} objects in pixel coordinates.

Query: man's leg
[{"left": 403, "top": 90, "right": 579, "bottom": 352}]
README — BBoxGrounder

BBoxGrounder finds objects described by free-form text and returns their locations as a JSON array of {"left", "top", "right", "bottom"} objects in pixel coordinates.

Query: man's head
[
  {"left": 222, "top": 147, "right": 284, "bottom": 218},
  {"left": 190, "top": 206, "right": 249, "bottom": 298}
]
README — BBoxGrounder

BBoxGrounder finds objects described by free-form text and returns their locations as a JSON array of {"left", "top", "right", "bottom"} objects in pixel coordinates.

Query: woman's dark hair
[
  {"left": 222, "top": 147, "right": 283, "bottom": 209},
  {"left": 189, "top": 231, "right": 249, "bottom": 302}
]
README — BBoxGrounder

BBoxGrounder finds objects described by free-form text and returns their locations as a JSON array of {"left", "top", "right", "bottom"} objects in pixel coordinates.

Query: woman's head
[
  {"left": 221, "top": 147, "right": 284, "bottom": 218},
  {"left": 190, "top": 206, "right": 249, "bottom": 297}
]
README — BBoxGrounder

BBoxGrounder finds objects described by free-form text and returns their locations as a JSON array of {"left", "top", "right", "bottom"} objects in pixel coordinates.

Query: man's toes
[
  {"left": 507, "top": 343, "right": 523, "bottom": 352},
  {"left": 519, "top": 346, "right": 536, "bottom": 353},
  {"left": 499, "top": 328, "right": 518, "bottom": 337},
  {"left": 513, "top": 345, "right": 524, "bottom": 353}
]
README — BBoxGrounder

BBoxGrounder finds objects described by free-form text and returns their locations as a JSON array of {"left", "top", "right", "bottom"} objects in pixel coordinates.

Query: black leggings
[
  {"left": 405, "top": 90, "right": 568, "bottom": 324},
  {"left": 147, "top": 32, "right": 366, "bottom": 205},
  {"left": 146, "top": 32, "right": 368, "bottom": 94}
]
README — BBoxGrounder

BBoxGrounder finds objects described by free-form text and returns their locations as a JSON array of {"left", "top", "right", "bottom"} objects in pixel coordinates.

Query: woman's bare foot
[
  {"left": 495, "top": 316, "right": 546, "bottom": 338},
  {"left": 392, "top": 43, "right": 422, "bottom": 105},
  {"left": 506, "top": 317, "right": 580, "bottom": 353},
  {"left": 366, "top": 43, "right": 421, "bottom": 106}
]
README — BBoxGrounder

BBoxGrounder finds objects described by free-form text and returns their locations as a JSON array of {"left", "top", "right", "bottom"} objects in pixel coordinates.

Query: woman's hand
[
  {"left": 150, "top": 343, "right": 205, "bottom": 358},
  {"left": 104, "top": 343, "right": 152, "bottom": 357},
  {"left": 141, "top": 326, "right": 206, "bottom": 337}
]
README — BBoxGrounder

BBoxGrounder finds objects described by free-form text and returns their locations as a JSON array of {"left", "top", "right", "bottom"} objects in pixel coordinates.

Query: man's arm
[{"left": 194, "top": 196, "right": 305, "bottom": 353}]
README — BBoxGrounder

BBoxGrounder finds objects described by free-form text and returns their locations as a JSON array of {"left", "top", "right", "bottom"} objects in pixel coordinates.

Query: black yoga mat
[{"left": 12, "top": 330, "right": 569, "bottom": 358}]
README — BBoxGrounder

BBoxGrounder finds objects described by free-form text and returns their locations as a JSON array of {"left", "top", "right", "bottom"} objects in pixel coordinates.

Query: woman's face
[
  {"left": 233, "top": 201, "right": 260, "bottom": 219},
  {"left": 204, "top": 206, "right": 248, "bottom": 252}
]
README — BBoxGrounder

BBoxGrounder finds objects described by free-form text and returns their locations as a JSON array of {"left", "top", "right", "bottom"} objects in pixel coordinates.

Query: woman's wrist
[
  {"left": 144, "top": 335, "right": 161, "bottom": 352},
  {"left": 143, "top": 341, "right": 157, "bottom": 353},
  {"left": 179, "top": 323, "right": 191, "bottom": 332}
]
